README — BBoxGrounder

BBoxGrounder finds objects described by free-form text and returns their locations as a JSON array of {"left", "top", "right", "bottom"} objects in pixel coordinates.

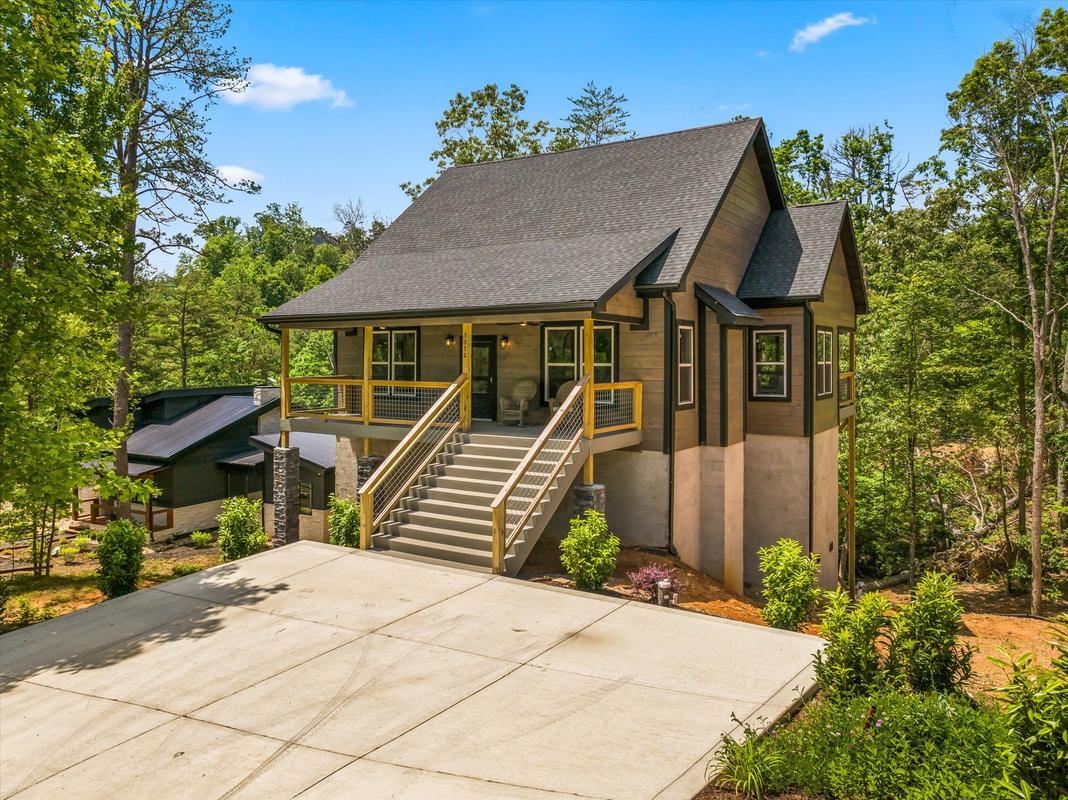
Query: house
[
  {"left": 80, "top": 386, "right": 280, "bottom": 538},
  {"left": 242, "top": 431, "right": 337, "bottom": 542},
  {"left": 261, "top": 118, "right": 865, "bottom": 592}
]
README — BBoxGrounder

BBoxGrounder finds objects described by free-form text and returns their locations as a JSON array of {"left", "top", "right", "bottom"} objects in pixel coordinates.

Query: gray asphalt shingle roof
[
  {"left": 250, "top": 432, "right": 336, "bottom": 470},
  {"left": 127, "top": 396, "right": 263, "bottom": 460},
  {"left": 737, "top": 201, "right": 849, "bottom": 302},
  {"left": 263, "top": 119, "right": 771, "bottom": 321}
]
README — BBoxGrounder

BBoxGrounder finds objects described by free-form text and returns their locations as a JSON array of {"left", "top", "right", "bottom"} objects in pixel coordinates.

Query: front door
[{"left": 471, "top": 336, "right": 497, "bottom": 420}]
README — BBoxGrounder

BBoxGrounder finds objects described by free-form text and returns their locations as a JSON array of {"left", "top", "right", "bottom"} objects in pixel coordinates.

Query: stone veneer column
[
  {"left": 272, "top": 446, "right": 300, "bottom": 547},
  {"left": 572, "top": 483, "right": 606, "bottom": 516},
  {"left": 356, "top": 455, "right": 385, "bottom": 487}
]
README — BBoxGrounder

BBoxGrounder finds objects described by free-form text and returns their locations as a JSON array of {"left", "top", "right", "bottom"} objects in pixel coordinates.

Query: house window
[
  {"left": 542, "top": 325, "right": 616, "bottom": 402},
  {"left": 371, "top": 329, "right": 418, "bottom": 395},
  {"left": 816, "top": 327, "right": 834, "bottom": 398},
  {"left": 299, "top": 482, "right": 312, "bottom": 516},
  {"left": 752, "top": 329, "right": 788, "bottom": 398},
  {"left": 677, "top": 323, "right": 695, "bottom": 407}
]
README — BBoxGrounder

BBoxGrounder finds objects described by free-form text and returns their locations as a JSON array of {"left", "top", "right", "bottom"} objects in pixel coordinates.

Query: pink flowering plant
[{"left": 626, "top": 563, "right": 679, "bottom": 600}]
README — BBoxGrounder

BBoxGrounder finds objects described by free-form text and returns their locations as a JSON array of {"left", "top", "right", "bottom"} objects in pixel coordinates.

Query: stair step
[
  {"left": 418, "top": 486, "right": 498, "bottom": 504},
  {"left": 464, "top": 433, "right": 538, "bottom": 448},
  {"left": 427, "top": 473, "right": 561, "bottom": 495},
  {"left": 401, "top": 510, "right": 492, "bottom": 533},
  {"left": 446, "top": 453, "right": 524, "bottom": 470},
  {"left": 373, "top": 548, "right": 493, "bottom": 574},
  {"left": 386, "top": 535, "right": 493, "bottom": 567},
  {"left": 405, "top": 497, "right": 493, "bottom": 520},
  {"left": 448, "top": 442, "right": 532, "bottom": 459},
  {"left": 385, "top": 521, "right": 493, "bottom": 548},
  {"left": 434, "top": 463, "right": 515, "bottom": 481}
]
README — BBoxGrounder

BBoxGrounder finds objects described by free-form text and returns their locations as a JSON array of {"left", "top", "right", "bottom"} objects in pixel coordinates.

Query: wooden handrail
[
  {"left": 490, "top": 376, "right": 589, "bottom": 571},
  {"left": 358, "top": 374, "right": 469, "bottom": 548}
]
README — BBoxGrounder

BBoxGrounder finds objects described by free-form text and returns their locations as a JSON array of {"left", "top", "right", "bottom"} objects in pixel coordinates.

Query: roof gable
[
  {"left": 264, "top": 118, "right": 783, "bottom": 322},
  {"left": 737, "top": 201, "right": 867, "bottom": 312}
]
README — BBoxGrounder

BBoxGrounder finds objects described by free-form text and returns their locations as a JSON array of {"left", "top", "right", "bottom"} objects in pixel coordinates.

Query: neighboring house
[
  {"left": 261, "top": 118, "right": 865, "bottom": 592},
  {"left": 243, "top": 432, "right": 337, "bottom": 542},
  {"left": 81, "top": 387, "right": 280, "bottom": 538}
]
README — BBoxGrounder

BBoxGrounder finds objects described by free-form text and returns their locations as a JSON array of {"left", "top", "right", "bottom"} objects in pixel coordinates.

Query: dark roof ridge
[
  {"left": 788, "top": 199, "right": 847, "bottom": 208},
  {"left": 446, "top": 117, "right": 763, "bottom": 171}
]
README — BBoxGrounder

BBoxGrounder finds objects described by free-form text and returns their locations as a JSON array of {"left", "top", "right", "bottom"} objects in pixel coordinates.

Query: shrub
[
  {"left": 559, "top": 510, "right": 619, "bottom": 591},
  {"left": 97, "top": 520, "right": 147, "bottom": 598},
  {"left": 70, "top": 535, "right": 92, "bottom": 552},
  {"left": 627, "top": 563, "right": 679, "bottom": 600},
  {"left": 216, "top": 497, "right": 268, "bottom": 562},
  {"left": 59, "top": 545, "right": 80, "bottom": 564},
  {"left": 189, "top": 531, "right": 213, "bottom": 549},
  {"left": 711, "top": 691, "right": 1014, "bottom": 800},
  {"left": 171, "top": 563, "right": 200, "bottom": 578},
  {"left": 327, "top": 495, "right": 361, "bottom": 548},
  {"left": 711, "top": 718, "right": 783, "bottom": 800},
  {"left": 887, "top": 572, "right": 972, "bottom": 692},
  {"left": 13, "top": 598, "right": 55, "bottom": 627},
  {"left": 814, "top": 589, "right": 891, "bottom": 698},
  {"left": 758, "top": 538, "right": 821, "bottom": 631},
  {"left": 994, "top": 615, "right": 1068, "bottom": 798}
]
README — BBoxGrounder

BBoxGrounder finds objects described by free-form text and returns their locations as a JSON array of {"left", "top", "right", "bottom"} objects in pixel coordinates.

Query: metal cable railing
[
  {"left": 358, "top": 375, "right": 469, "bottom": 547},
  {"left": 490, "top": 377, "right": 589, "bottom": 571},
  {"left": 593, "top": 381, "right": 642, "bottom": 433},
  {"left": 285, "top": 376, "right": 362, "bottom": 419},
  {"left": 369, "top": 381, "right": 450, "bottom": 423}
]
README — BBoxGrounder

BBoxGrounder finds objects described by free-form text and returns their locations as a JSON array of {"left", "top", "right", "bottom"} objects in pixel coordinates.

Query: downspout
[
  {"left": 663, "top": 291, "right": 678, "bottom": 556},
  {"left": 803, "top": 302, "right": 814, "bottom": 555}
]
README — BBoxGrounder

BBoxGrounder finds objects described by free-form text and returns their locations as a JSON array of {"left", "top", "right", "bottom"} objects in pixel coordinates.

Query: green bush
[
  {"left": 887, "top": 572, "right": 972, "bottom": 692},
  {"left": 13, "top": 598, "right": 55, "bottom": 627},
  {"left": 327, "top": 495, "right": 361, "bottom": 548},
  {"left": 758, "top": 538, "right": 821, "bottom": 631},
  {"left": 171, "top": 563, "right": 200, "bottom": 577},
  {"left": 70, "top": 535, "right": 92, "bottom": 552},
  {"left": 712, "top": 719, "right": 783, "bottom": 800},
  {"left": 559, "top": 510, "right": 619, "bottom": 591},
  {"left": 815, "top": 589, "right": 891, "bottom": 698},
  {"left": 216, "top": 497, "right": 268, "bottom": 562},
  {"left": 994, "top": 615, "right": 1068, "bottom": 799},
  {"left": 713, "top": 692, "right": 1014, "bottom": 800},
  {"left": 189, "top": 530, "right": 213, "bottom": 549},
  {"left": 96, "top": 520, "right": 147, "bottom": 598}
]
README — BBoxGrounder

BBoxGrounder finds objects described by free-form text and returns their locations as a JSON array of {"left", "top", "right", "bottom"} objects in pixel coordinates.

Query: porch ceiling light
[{"left": 444, "top": 334, "right": 456, "bottom": 348}]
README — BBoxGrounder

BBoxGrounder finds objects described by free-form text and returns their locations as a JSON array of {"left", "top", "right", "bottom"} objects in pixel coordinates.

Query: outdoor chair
[
  {"left": 499, "top": 379, "right": 538, "bottom": 425},
  {"left": 549, "top": 379, "right": 578, "bottom": 414}
]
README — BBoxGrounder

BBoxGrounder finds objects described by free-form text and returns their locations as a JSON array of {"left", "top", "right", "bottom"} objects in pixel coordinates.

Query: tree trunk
[
  {"left": 1030, "top": 356, "right": 1045, "bottom": 616},
  {"left": 907, "top": 433, "right": 918, "bottom": 584}
]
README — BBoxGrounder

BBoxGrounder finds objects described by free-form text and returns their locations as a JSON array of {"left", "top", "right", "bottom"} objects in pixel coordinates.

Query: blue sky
[{"left": 183, "top": 0, "right": 1050, "bottom": 269}]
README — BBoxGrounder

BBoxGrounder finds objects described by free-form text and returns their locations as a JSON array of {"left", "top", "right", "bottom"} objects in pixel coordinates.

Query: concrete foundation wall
[
  {"left": 743, "top": 434, "right": 810, "bottom": 590},
  {"left": 541, "top": 448, "right": 670, "bottom": 548},
  {"left": 256, "top": 407, "right": 280, "bottom": 435},
  {"left": 811, "top": 426, "right": 840, "bottom": 589},
  {"left": 672, "top": 446, "right": 702, "bottom": 568},
  {"left": 334, "top": 437, "right": 396, "bottom": 499},
  {"left": 263, "top": 503, "right": 329, "bottom": 543}
]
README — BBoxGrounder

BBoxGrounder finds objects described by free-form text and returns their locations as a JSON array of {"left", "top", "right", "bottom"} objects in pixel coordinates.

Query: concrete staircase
[{"left": 373, "top": 431, "right": 587, "bottom": 574}]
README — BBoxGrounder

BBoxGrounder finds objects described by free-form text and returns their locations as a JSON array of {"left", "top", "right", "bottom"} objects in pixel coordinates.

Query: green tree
[
  {"left": 103, "top": 0, "right": 255, "bottom": 502},
  {"left": 553, "top": 82, "right": 635, "bottom": 149},
  {"left": 401, "top": 83, "right": 553, "bottom": 198},
  {"left": 943, "top": 8, "right": 1068, "bottom": 614}
]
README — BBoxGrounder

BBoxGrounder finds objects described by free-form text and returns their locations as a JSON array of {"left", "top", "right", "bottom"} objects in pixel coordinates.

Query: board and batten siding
[
  {"left": 669, "top": 143, "right": 771, "bottom": 452},
  {"left": 810, "top": 240, "right": 857, "bottom": 435},
  {"left": 745, "top": 306, "right": 805, "bottom": 438}
]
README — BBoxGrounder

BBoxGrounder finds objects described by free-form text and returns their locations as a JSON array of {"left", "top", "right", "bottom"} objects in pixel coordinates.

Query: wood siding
[
  {"left": 810, "top": 240, "right": 857, "bottom": 434},
  {"left": 745, "top": 307, "right": 805, "bottom": 437},
  {"left": 619, "top": 299, "right": 666, "bottom": 451}
]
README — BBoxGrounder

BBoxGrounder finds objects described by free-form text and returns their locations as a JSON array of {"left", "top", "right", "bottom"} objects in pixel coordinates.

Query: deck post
[
  {"left": 362, "top": 325, "right": 373, "bottom": 426},
  {"left": 582, "top": 318, "right": 595, "bottom": 484},
  {"left": 461, "top": 322, "right": 472, "bottom": 430},
  {"left": 279, "top": 327, "right": 290, "bottom": 448},
  {"left": 359, "top": 492, "right": 373, "bottom": 549},
  {"left": 491, "top": 504, "right": 504, "bottom": 573}
]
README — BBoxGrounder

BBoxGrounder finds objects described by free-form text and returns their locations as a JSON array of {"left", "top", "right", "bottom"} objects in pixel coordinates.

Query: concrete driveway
[{"left": 1, "top": 542, "right": 819, "bottom": 800}]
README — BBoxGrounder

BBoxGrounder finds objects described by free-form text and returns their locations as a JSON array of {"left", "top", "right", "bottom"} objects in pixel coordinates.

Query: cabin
[
  {"left": 261, "top": 118, "right": 866, "bottom": 592},
  {"left": 80, "top": 387, "right": 280, "bottom": 539}
]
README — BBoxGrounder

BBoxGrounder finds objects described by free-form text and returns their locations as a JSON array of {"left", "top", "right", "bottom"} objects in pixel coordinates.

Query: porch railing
[
  {"left": 490, "top": 377, "right": 588, "bottom": 572},
  {"left": 592, "top": 381, "right": 642, "bottom": 434},
  {"left": 358, "top": 374, "right": 469, "bottom": 547},
  {"left": 839, "top": 372, "right": 855, "bottom": 406},
  {"left": 284, "top": 376, "right": 453, "bottom": 424}
]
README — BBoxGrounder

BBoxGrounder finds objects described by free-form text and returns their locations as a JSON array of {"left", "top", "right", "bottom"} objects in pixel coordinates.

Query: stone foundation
[
  {"left": 573, "top": 483, "right": 606, "bottom": 515},
  {"left": 357, "top": 455, "right": 385, "bottom": 487}
]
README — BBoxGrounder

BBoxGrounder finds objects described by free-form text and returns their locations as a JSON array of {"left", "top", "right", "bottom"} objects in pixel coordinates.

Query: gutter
[{"left": 663, "top": 291, "right": 678, "bottom": 556}]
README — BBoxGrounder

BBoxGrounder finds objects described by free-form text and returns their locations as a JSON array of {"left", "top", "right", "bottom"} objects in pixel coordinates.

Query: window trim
[
  {"left": 370, "top": 327, "right": 420, "bottom": 396},
  {"left": 815, "top": 326, "right": 834, "bottom": 398},
  {"left": 298, "top": 481, "right": 313, "bottom": 516},
  {"left": 750, "top": 326, "right": 791, "bottom": 401},
  {"left": 539, "top": 323, "right": 617, "bottom": 404},
  {"left": 676, "top": 321, "right": 695, "bottom": 409}
]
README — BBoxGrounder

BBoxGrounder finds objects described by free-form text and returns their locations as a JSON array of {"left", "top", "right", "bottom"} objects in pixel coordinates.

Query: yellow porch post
[
  {"left": 362, "top": 325, "right": 373, "bottom": 431},
  {"left": 461, "top": 322, "right": 472, "bottom": 429},
  {"left": 279, "top": 327, "right": 290, "bottom": 448},
  {"left": 582, "top": 317, "right": 595, "bottom": 484}
]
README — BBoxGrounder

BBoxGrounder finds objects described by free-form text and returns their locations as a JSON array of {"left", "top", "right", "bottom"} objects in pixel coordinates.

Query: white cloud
[
  {"left": 221, "top": 63, "right": 352, "bottom": 111},
  {"left": 217, "top": 164, "right": 264, "bottom": 187},
  {"left": 755, "top": 50, "right": 770, "bottom": 59},
  {"left": 789, "top": 12, "right": 872, "bottom": 52}
]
